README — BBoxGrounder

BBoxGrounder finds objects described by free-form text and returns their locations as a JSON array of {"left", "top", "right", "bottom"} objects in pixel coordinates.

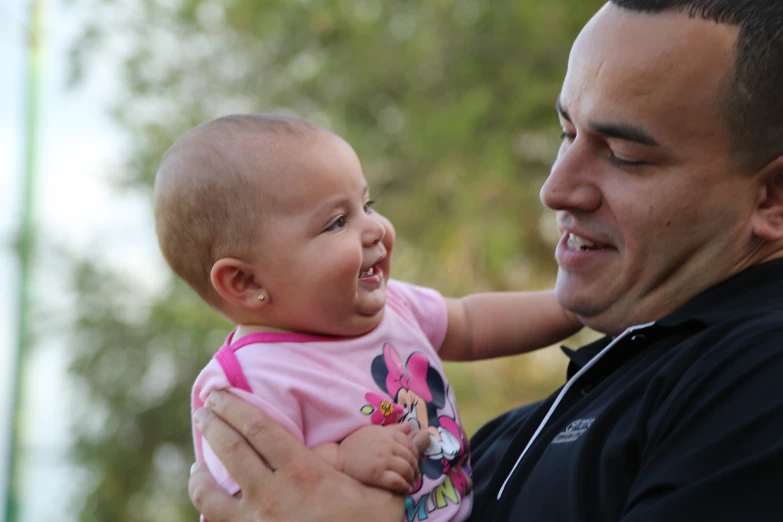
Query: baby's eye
[
  {"left": 324, "top": 216, "right": 346, "bottom": 231},
  {"left": 364, "top": 200, "right": 376, "bottom": 214}
]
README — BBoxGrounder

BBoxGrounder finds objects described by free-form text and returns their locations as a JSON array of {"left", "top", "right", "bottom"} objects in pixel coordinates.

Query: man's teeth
[{"left": 568, "top": 233, "right": 599, "bottom": 250}]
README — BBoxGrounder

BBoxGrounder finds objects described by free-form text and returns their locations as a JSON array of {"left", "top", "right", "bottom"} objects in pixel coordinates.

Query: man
[{"left": 188, "top": 1, "right": 783, "bottom": 520}]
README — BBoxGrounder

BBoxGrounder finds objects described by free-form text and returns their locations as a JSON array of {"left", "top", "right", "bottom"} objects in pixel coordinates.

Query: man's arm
[
  {"left": 439, "top": 290, "right": 582, "bottom": 361},
  {"left": 188, "top": 391, "right": 431, "bottom": 522}
]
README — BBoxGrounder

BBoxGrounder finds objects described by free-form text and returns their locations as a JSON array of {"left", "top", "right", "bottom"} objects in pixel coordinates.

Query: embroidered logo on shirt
[{"left": 552, "top": 418, "right": 595, "bottom": 444}]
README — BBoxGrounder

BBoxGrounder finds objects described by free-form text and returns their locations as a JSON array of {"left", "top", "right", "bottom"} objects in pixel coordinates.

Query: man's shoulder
[
  {"left": 648, "top": 310, "right": 783, "bottom": 426},
  {"left": 690, "top": 309, "right": 783, "bottom": 360}
]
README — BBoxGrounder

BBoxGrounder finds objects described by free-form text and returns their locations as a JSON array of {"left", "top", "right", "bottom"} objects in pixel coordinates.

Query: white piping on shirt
[{"left": 496, "top": 322, "right": 655, "bottom": 500}]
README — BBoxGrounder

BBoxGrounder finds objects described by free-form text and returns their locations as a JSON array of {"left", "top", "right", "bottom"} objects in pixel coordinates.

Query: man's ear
[
  {"left": 752, "top": 157, "right": 783, "bottom": 242},
  {"left": 210, "top": 258, "right": 268, "bottom": 309}
]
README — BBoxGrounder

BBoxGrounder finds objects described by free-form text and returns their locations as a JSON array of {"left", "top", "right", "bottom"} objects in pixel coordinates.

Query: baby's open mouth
[{"left": 359, "top": 265, "right": 378, "bottom": 278}]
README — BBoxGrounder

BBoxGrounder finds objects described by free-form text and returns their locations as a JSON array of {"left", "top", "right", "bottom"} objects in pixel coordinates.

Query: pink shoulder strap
[
  {"left": 213, "top": 334, "right": 253, "bottom": 393},
  {"left": 213, "top": 329, "right": 345, "bottom": 393}
]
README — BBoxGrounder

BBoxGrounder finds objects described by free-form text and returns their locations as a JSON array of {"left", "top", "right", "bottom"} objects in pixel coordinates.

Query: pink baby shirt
[{"left": 192, "top": 279, "right": 473, "bottom": 522}]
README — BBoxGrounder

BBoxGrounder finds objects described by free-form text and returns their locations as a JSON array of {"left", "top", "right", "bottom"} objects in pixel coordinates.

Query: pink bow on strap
[{"left": 384, "top": 343, "right": 432, "bottom": 403}]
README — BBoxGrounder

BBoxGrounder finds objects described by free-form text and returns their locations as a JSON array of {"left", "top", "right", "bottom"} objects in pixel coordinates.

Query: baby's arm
[
  {"left": 313, "top": 423, "right": 421, "bottom": 494},
  {"left": 439, "top": 290, "right": 581, "bottom": 361}
]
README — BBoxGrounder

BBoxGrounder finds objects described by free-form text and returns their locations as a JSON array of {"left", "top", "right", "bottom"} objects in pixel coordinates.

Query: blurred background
[{"left": 1, "top": 0, "right": 605, "bottom": 520}]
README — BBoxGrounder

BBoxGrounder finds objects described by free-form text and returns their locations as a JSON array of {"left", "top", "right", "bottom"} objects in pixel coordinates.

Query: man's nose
[{"left": 540, "top": 142, "right": 602, "bottom": 212}]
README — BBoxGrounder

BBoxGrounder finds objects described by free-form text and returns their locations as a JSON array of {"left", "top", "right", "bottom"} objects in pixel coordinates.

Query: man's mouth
[{"left": 567, "top": 232, "right": 608, "bottom": 251}]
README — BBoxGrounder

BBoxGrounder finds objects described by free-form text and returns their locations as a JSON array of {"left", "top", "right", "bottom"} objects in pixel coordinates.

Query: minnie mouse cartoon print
[{"left": 361, "top": 343, "right": 472, "bottom": 500}]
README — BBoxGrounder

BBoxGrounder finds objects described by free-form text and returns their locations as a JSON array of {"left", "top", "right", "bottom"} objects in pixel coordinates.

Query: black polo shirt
[{"left": 468, "top": 259, "right": 783, "bottom": 521}]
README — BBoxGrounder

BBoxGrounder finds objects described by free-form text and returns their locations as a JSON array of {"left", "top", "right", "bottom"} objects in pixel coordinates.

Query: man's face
[{"left": 542, "top": 5, "right": 761, "bottom": 335}]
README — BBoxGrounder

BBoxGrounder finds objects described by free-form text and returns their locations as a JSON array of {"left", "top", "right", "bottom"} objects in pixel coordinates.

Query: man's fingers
[
  {"left": 195, "top": 406, "right": 274, "bottom": 487},
  {"left": 188, "top": 462, "right": 240, "bottom": 522},
  {"left": 206, "top": 391, "right": 310, "bottom": 471}
]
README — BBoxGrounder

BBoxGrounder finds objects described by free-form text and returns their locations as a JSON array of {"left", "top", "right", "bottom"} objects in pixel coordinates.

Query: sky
[{"left": 1, "top": 1, "right": 165, "bottom": 520}]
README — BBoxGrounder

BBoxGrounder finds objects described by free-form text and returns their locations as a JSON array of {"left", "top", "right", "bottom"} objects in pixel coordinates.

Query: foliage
[{"left": 66, "top": 0, "right": 604, "bottom": 520}]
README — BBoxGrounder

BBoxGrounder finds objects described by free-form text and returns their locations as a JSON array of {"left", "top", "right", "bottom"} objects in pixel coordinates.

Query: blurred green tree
[{"left": 66, "top": 0, "right": 604, "bottom": 520}]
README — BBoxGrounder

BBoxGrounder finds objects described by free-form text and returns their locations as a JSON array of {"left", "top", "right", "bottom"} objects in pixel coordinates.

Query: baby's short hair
[{"left": 153, "top": 113, "right": 322, "bottom": 306}]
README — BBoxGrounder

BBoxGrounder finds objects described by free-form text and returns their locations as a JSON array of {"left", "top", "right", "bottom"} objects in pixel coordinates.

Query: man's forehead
[
  {"left": 575, "top": 4, "right": 738, "bottom": 59},
  {"left": 559, "top": 4, "right": 738, "bottom": 140}
]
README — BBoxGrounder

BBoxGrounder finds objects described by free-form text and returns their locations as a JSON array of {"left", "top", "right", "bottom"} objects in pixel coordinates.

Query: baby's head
[{"left": 154, "top": 114, "right": 394, "bottom": 336}]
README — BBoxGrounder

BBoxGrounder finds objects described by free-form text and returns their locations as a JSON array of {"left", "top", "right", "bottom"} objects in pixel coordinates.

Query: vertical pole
[{"left": 4, "top": 1, "right": 44, "bottom": 521}]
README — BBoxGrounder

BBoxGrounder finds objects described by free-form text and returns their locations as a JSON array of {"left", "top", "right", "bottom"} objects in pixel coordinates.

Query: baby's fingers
[
  {"left": 391, "top": 432, "right": 419, "bottom": 465},
  {"left": 385, "top": 454, "right": 417, "bottom": 491},
  {"left": 390, "top": 432, "right": 423, "bottom": 486},
  {"left": 378, "top": 466, "right": 415, "bottom": 495},
  {"left": 387, "top": 421, "right": 412, "bottom": 434}
]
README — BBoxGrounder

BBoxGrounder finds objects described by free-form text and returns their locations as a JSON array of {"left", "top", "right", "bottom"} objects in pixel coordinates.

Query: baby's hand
[{"left": 337, "top": 423, "right": 421, "bottom": 494}]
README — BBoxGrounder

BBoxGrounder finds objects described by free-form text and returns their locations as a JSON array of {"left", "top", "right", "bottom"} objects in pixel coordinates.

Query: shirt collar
[
  {"left": 657, "top": 257, "right": 783, "bottom": 328},
  {"left": 561, "top": 337, "right": 611, "bottom": 373},
  {"left": 561, "top": 258, "right": 783, "bottom": 372}
]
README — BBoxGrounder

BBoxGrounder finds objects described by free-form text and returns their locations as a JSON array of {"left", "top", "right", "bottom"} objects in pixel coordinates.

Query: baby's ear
[
  {"left": 210, "top": 258, "right": 267, "bottom": 309},
  {"left": 752, "top": 158, "right": 783, "bottom": 243}
]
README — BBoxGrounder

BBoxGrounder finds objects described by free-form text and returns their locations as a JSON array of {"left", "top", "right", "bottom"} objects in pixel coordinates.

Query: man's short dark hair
[{"left": 610, "top": 0, "right": 783, "bottom": 168}]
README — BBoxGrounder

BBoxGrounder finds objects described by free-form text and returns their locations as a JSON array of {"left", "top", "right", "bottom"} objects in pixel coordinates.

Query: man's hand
[{"left": 188, "top": 391, "right": 431, "bottom": 522}]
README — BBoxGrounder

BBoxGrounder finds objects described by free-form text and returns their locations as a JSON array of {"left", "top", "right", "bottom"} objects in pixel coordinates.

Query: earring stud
[{"left": 258, "top": 293, "right": 266, "bottom": 302}]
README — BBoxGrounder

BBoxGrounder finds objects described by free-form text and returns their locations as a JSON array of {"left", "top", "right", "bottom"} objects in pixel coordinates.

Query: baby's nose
[{"left": 363, "top": 215, "right": 386, "bottom": 246}]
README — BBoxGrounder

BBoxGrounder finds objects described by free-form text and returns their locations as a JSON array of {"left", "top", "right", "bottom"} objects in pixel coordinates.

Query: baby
[{"left": 154, "top": 114, "right": 580, "bottom": 522}]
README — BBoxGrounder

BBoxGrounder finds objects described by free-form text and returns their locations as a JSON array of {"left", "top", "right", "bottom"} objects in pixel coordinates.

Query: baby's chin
[
  {"left": 338, "top": 304, "right": 386, "bottom": 337},
  {"left": 356, "top": 276, "right": 386, "bottom": 307}
]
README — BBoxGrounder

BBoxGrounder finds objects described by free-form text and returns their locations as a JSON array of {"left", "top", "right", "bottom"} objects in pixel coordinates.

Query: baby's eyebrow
[{"left": 312, "top": 196, "right": 345, "bottom": 215}]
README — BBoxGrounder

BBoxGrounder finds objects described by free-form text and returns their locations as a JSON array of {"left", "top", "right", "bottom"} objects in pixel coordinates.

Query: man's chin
[
  {"left": 561, "top": 300, "right": 631, "bottom": 337},
  {"left": 556, "top": 285, "right": 606, "bottom": 324}
]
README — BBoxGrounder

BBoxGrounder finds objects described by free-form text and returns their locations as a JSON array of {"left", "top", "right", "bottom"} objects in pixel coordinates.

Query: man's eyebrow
[
  {"left": 555, "top": 98, "right": 571, "bottom": 122},
  {"left": 556, "top": 97, "right": 659, "bottom": 147},
  {"left": 589, "top": 121, "right": 659, "bottom": 147}
]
